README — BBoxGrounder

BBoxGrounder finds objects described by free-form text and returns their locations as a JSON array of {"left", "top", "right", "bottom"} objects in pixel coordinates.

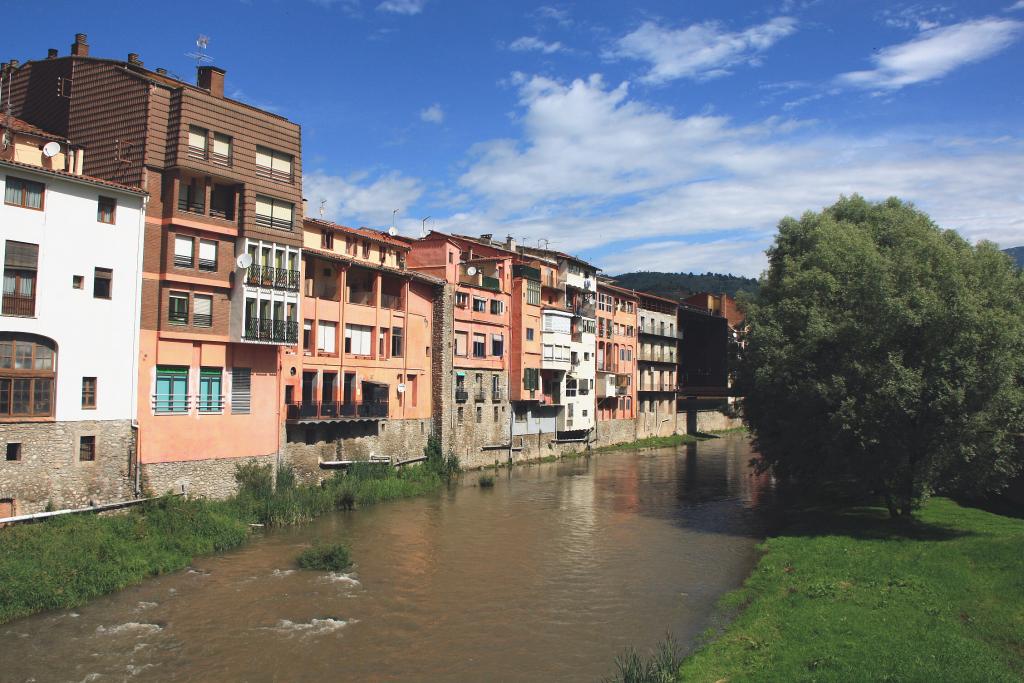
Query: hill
[
  {"left": 610, "top": 271, "right": 759, "bottom": 301},
  {"left": 1004, "top": 246, "right": 1024, "bottom": 268}
]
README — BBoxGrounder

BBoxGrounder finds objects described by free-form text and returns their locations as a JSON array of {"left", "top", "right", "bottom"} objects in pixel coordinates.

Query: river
[{"left": 1, "top": 434, "right": 774, "bottom": 682}]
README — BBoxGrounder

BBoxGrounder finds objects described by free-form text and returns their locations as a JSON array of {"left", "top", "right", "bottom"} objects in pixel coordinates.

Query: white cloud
[
  {"left": 446, "top": 72, "right": 1024, "bottom": 275},
  {"left": 1007, "top": 1, "right": 1024, "bottom": 11},
  {"left": 534, "top": 6, "right": 571, "bottom": 26},
  {"left": 420, "top": 103, "right": 444, "bottom": 124},
  {"left": 509, "top": 36, "right": 565, "bottom": 54},
  {"left": 839, "top": 18, "right": 1024, "bottom": 90},
  {"left": 303, "top": 170, "right": 424, "bottom": 227},
  {"left": 377, "top": 0, "right": 425, "bottom": 15},
  {"left": 609, "top": 17, "right": 797, "bottom": 83}
]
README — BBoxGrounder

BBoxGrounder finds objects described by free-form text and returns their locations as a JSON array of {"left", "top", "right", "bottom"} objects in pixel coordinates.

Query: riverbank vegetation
[
  {"left": 675, "top": 497, "right": 1024, "bottom": 681},
  {"left": 297, "top": 542, "right": 352, "bottom": 572},
  {"left": 0, "top": 440, "right": 459, "bottom": 625}
]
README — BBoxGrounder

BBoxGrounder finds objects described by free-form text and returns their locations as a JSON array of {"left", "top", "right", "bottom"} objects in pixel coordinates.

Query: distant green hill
[
  {"left": 610, "top": 271, "right": 759, "bottom": 301},
  {"left": 1004, "top": 247, "right": 1024, "bottom": 268}
]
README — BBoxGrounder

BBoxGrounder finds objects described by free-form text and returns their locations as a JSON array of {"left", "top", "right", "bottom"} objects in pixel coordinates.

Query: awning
[{"left": 455, "top": 371, "right": 466, "bottom": 377}]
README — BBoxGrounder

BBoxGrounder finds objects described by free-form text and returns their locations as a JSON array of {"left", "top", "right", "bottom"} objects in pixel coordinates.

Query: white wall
[{"left": 0, "top": 168, "right": 146, "bottom": 421}]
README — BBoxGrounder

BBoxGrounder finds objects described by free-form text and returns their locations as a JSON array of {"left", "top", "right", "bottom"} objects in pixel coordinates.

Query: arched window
[{"left": 0, "top": 333, "right": 56, "bottom": 418}]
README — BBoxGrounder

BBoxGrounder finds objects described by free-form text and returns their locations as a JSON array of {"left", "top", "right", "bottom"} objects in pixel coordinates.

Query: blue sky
[{"left": 7, "top": 0, "right": 1023, "bottom": 275}]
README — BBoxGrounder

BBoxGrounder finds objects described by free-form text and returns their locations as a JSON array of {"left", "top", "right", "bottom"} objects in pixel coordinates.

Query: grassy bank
[
  {"left": 0, "top": 460, "right": 450, "bottom": 625},
  {"left": 672, "top": 497, "right": 1024, "bottom": 682}
]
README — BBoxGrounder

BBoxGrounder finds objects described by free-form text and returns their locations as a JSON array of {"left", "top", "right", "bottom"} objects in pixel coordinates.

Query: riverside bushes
[
  {"left": 297, "top": 542, "right": 352, "bottom": 572},
  {"left": 0, "top": 454, "right": 455, "bottom": 625}
]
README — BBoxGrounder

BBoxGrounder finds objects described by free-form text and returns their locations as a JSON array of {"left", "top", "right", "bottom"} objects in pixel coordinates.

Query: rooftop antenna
[
  {"left": 392, "top": 208, "right": 399, "bottom": 231},
  {"left": 539, "top": 239, "right": 550, "bottom": 250},
  {"left": 185, "top": 34, "right": 213, "bottom": 70},
  {"left": 319, "top": 199, "right": 326, "bottom": 218},
  {"left": 421, "top": 216, "right": 431, "bottom": 236}
]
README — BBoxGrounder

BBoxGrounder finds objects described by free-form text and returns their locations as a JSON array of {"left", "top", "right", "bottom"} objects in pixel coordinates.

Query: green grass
[
  {"left": 676, "top": 497, "right": 1024, "bottom": 682},
  {"left": 0, "top": 460, "right": 450, "bottom": 625},
  {"left": 592, "top": 433, "right": 702, "bottom": 453},
  {"left": 297, "top": 542, "right": 352, "bottom": 572}
]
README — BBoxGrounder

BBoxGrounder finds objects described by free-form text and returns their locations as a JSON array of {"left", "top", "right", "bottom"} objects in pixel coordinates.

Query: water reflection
[{"left": 1, "top": 434, "right": 773, "bottom": 683}]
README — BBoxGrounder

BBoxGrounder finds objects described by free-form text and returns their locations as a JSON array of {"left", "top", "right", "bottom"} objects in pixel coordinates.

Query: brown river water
[{"left": 1, "top": 434, "right": 774, "bottom": 682}]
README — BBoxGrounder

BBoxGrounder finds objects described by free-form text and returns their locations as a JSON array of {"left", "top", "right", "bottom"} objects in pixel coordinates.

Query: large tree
[{"left": 739, "top": 196, "right": 1024, "bottom": 517}]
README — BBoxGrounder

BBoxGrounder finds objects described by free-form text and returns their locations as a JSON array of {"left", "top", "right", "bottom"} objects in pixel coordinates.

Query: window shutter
[
  {"left": 193, "top": 294, "right": 211, "bottom": 316},
  {"left": 4, "top": 241, "right": 38, "bottom": 270},
  {"left": 271, "top": 201, "right": 293, "bottom": 224},
  {"left": 199, "top": 239, "right": 216, "bottom": 262},
  {"left": 273, "top": 150, "right": 292, "bottom": 175},
  {"left": 256, "top": 146, "right": 272, "bottom": 169},
  {"left": 188, "top": 127, "right": 207, "bottom": 149},
  {"left": 213, "top": 134, "right": 231, "bottom": 156},
  {"left": 174, "top": 235, "right": 193, "bottom": 258},
  {"left": 255, "top": 195, "right": 273, "bottom": 218},
  {"left": 230, "top": 367, "right": 251, "bottom": 414}
]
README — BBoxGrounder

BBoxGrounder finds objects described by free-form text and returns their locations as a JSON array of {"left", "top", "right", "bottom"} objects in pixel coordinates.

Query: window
[
  {"left": 81, "top": 377, "right": 96, "bottom": 409},
  {"left": 454, "top": 331, "right": 467, "bottom": 356},
  {"left": 79, "top": 435, "right": 96, "bottom": 462},
  {"left": 494, "top": 406, "right": 499, "bottom": 421},
  {"left": 321, "top": 230, "right": 334, "bottom": 249},
  {"left": 178, "top": 177, "right": 205, "bottom": 214},
  {"left": 211, "top": 133, "right": 232, "bottom": 166},
  {"left": 4, "top": 176, "right": 44, "bottom": 210},
  {"left": 303, "top": 320, "right": 313, "bottom": 351},
  {"left": 154, "top": 366, "right": 188, "bottom": 413},
  {"left": 231, "top": 367, "right": 251, "bottom": 414},
  {"left": 187, "top": 125, "right": 208, "bottom": 158},
  {"left": 523, "top": 368, "right": 539, "bottom": 391},
  {"left": 93, "top": 268, "right": 112, "bottom": 300},
  {"left": 476, "top": 406, "right": 482, "bottom": 424},
  {"left": 391, "top": 327, "right": 404, "bottom": 357},
  {"left": 361, "top": 241, "right": 370, "bottom": 258},
  {"left": 0, "top": 335, "right": 55, "bottom": 418},
  {"left": 255, "top": 146, "right": 294, "bottom": 182},
  {"left": 199, "top": 368, "right": 223, "bottom": 413},
  {"left": 97, "top": 196, "right": 116, "bottom": 224},
  {"left": 168, "top": 292, "right": 189, "bottom": 324},
  {"left": 472, "top": 298, "right": 486, "bottom": 312},
  {"left": 565, "top": 378, "right": 577, "bottom": 397},
  {"left": 313, "top": 321, "right": 336, "bottom": 354},
  {"left": 491, "top": 334, "right": 504, "bottom": 357},
  {"left": 174, "top": 235, "right": 194, "bottom": 268},
  {"left": 472, "top": 333, "right": 486, "bottom": 358},
  {"left": 378, "top": 328, "right": 387, "bottom": 357},
  {"left": 490, "top": 300, "right": 504, "bottom": 315},
  {"left": 210, "top": 184, "right": 235, "bottom": 220},
  {"left": 543, "top": 344, "right": 553, "bottom": 360},
  {"left": 198, "top": 239, "right": 217, "bottom": 271},
  {"left": 255, "top": 195, "right": 294, "bottom": 231},
  {"left": 72, "top": 275, "right": 83, "bottom": 289},
  {"left": 455, "top": 292, "right": 468, "bottom": 308},
  {"left": 193, "top": 294, "right": 212, "bottom": 327},
  {"left": 5, "top": 443, "right": 20, "bottom": 461},
  {"left": 343, "top": 323, "right": 371, "bottom": 355},
  {"left": 3, "top": 241, "right": 38, "bottom": 317},
  {"left": 527, "top": 279, "right": 540, "bottom": 305},
  {"left": 457, "top": 406, "right": 464, "bottom": 423},
  {"left": 526, "top": 328, "right": 534, "bottom": 341}
]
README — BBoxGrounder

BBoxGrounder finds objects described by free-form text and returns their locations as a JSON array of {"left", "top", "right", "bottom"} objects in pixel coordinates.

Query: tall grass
[{"left": 607, "top": 634, "right": 684, "bottom": 683}]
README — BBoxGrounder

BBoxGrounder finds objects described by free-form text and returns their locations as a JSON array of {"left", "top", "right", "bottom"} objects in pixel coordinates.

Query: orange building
[
  {"left": 407, "top": 232, "right": 512, "bottom": 463},
  {"left": 596, "top": 280, "right": 638, "bottom": 420},
  {"left": 280, "top": 219, "right": 442, "bottom": 465}
]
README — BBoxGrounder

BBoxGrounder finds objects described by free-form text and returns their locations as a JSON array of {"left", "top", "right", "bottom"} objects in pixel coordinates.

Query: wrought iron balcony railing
[{"left": 243, "top": 317, "right": 299, "bottom": 344}]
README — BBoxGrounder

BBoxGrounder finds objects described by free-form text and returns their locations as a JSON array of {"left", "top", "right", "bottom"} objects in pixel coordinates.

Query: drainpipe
[{"left": 130, "top": 194, "right": 148, "bottom": 497}]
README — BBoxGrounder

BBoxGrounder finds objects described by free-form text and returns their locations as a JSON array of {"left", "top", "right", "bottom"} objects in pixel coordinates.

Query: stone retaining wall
[
  {"left": 142, "top": 453, "right": 277, "bottom": 500},
  {"left": 0, "top": 419, "right": 134, "bottom": 515}
]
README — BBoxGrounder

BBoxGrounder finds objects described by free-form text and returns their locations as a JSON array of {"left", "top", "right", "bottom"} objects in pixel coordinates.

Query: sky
[{"left": 6, "top": 0, "right": 1023, "bottom": 276}]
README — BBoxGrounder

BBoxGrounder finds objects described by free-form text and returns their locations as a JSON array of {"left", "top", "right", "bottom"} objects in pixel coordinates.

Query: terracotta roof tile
[
  {"left": 0, "top": 158, "right": 146, "bottom": 195},
  {"left": 1, "top": 115, "right": 65, "bottom": 141},
  {"left": 304, "top": 218, "right": 409, "bottom": 249},
  {"left": 302, "top": 247, "right": 445, "bottom": 286}
]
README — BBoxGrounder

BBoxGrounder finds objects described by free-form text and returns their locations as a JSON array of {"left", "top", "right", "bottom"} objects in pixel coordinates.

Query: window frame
[
  {"left": 78, "top": 435, "right": 96, "bottom": 462},
  {"left": 168, "top": 291, "right": 189, "bottom": 325},
  {"left": 93, "top": 268, "right": 112, "bottom": 300},
  {"left": 81, "top": 376, "right": 97, "bottom": 409},
  {"left": 97, "top": 196, "right": 116, "bottom": 224},
  {"left": 3, "top": 176, "right": 45, "bottom": 211}
]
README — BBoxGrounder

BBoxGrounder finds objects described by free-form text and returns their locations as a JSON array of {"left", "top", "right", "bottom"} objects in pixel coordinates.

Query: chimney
[
  {"left": 505, "top": 235, "right": 516, "bottom": 252},
  {"left": 480, "top": 233, "right": 493, "bottom": 242},
  {"left": 71, "top": 33, "right": 89, "bottom": 57},
  {"left": 47, "top": 49, "right": 58, "bottom": 60},
  {"left": 127, "top": 53, "right": 143, "bottom": 67},
  {"left": 197, "top": 65, "right": 225, "bottom": 98}
]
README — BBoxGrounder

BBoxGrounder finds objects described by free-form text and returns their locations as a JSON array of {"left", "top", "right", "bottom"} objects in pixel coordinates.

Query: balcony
[
  {"left": 254, "top": 214, "right": 294, "bottom": 231},
  {"left": 458, "top": 264, "right": 503, "bottom": 293},
  {"left": 243, "top": 317, "right": 299, "bottom": 344},
  {"left": 256, "top": 165, "right": 294, "bottom": 184},
  {"left": 473, "top": 389, "right": 486, "bottom": 402},
  {"left": 572, "top": 301, "right": 597, "bottom": 319},
  {"left": 491, "top": 387, "right": 503, "bottom": 402},
  {"left": 246, "top": 264, "right": 300, "bottom": 292},
  {"left": 286, "top": 400, "right": 389, "bottom": 422},
  {"left": 455, "top": 388, "right": 469, "bottom": 403},
  {"left": 177, "top": 196, "right": 205, "bottom": 215},
  {"left": 2, "top": 293, "right": 35, "bottom": 317},
  {"left": 381, "top": 292, "right": 402, "bottom": 310},
  {"left": 638, "top": 351, "right": 677, "bottom": 364},
  {"left": 210, "top": 151, "right": 231, "bottom": 168},
  {"left": 348, "top": 289, "right": 375, "bottom": 306},
  {"left": 638, "top": 322, "right": 682, "bottom": 339},
  {"left": 187, "top": 145, "right": 207, "bottom": 162},
  {"left": 638, "top": 381, "right": 676, "bottom": 392}
]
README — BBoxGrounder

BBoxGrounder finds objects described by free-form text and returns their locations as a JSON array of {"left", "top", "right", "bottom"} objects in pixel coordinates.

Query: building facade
[
  {"left": 6, "top": 35, "right": 305, "bottom": 495},
  {"left": 596, "top": 280, "right": 637, "bottom": 421},
  {"left": 637, "top": 292, "right": 679, "bottom": 434},
  {"left": 0, "top": 117, "right": 147, "bottom": 514}
]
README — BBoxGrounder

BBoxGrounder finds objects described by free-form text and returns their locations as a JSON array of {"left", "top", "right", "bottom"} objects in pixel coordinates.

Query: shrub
[
  {"left": 275, "top": 463, "right": 296, "bottom": 492},
  {"left": 608, "top": 633, "right": 683, "bottom": 683},
  {"left": 234, "top": 461, "right": 274, "bottom": 499},
  {"left": 297, "top": 542, "right": 352, "bottom": 572},
  {"left": 478, "top": 474, "right": 495, "bottom": 488}
]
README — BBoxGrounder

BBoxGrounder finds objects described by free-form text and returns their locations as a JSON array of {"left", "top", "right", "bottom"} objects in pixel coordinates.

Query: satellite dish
[
  {"left": 466, "top": 266, "right": 478, "bottom": 276},
  {"left": 236, "top": 253, "right": 253, "bottom": 269},
  {"left": 387, "top": 226, "right": 398, "bottom": 237},
  {"left": 42, "top": 141, "right": 61, "bottom": 158}
]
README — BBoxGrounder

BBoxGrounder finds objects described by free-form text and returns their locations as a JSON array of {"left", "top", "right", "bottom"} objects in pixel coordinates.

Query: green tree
[{"left": 739, "top": 196, "right": 1024, "bottom": 517}]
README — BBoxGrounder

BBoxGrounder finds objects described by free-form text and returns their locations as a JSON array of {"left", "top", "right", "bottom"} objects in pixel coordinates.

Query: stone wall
[
  {"left": 432, "top": 284, "right": 455, "bottom": 454},
  {"left": 282, "top": 418, "right": 432, "bottom": 483},
  {"left": 691, "top": 409, "right": 744, "bottom": 434},
  {"left": 0, "top": 419, "right": 134, "bottom": 515},
  {"left": 595, "top": 418, "right": 637, "bottom": 447},
  {"left": 142, "top": 453, "right": 278, "bottom": 500},
  {"left": 451, "top": 377, "right": 513, "bottom": 469}
]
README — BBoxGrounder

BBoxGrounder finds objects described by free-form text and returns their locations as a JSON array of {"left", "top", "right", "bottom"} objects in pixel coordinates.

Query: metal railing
[
  {"left": 197, "top": 395, "right": 225, "bottom": 413},
  {"left": 246, "top": 264, "right": 300, "bottom": 291},
  {"left": 177, "top": 197, "right": 205, "bottom": 214},
  {"left": 1, "top": 294, "right": 35, "bottom": 317},
  {"left": 254, "top": 214, "right": 293, "bottom": 231},
  {"left": 186, "top": 145, "right": 207, "bottom": 161},
  {"left": 255, "top": 165, "right": 294, "bottom": 184},
  {"left": 637, "top": 323, "right": 682, "bottom": 339},
  {"left": 198, "top": 257, "right": 217, "bottom": 272},
  {"left": 173, "top": 254, "right": 193, "bottom": 268},
  {"left": 243, "top": 318, "right": 299, "bottom": 344},
  {"left": 638, "top": 351, "right": 677, "bottom": 363},
  {"left": 192, "top": 313, "right": 212, "bottom": 328},
  {"left": 491, "top": 387, "right": 503, "bottom": 402},
  {"left": 152, "top": 395, "right": 190, "bottom": 413},
  {"left": 455, "top": 389, "right": 469, "bottom": 403},
  {"left": 473, "top": 389, "right": 486, "bottom": 402},
  {"left": 380, "top": 292, "right": 402, "bottom": 310},
  {"left": 286, "top": 400, "right": 389, "bottom": 421},
  {"left": 209, "top": 151, "right": 231, "bottom": 167},
  {"left": 638, "top": 381, "right": 676, "bottom": 392}
]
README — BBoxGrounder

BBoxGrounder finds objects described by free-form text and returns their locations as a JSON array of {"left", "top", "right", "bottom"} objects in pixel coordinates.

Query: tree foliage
[
  {"left": 739, "top": 196, "right": 1024, "bottom": 517},
  {"left": 611, "top": 271, "right": 759, "bottom": 300}
]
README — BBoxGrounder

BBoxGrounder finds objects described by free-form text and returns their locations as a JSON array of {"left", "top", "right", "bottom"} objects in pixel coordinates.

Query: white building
[
  {"left": 0, "top": 119, "right": 147, "bottom": 515},
  {"left": 559, "top": 257, "right": 597, "bottom": 436}
]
